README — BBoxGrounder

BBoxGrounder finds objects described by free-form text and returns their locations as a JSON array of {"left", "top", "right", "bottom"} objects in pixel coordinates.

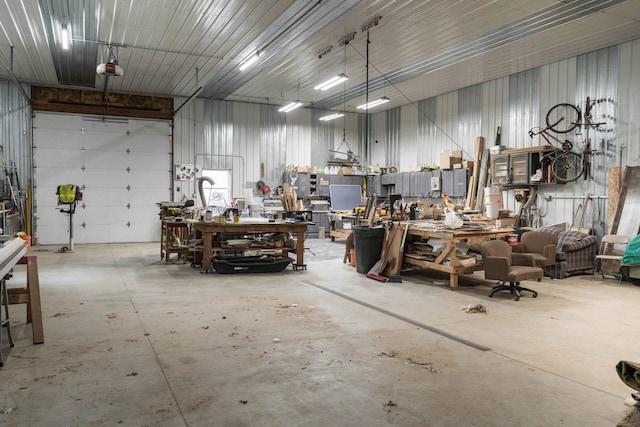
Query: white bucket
[
  {"left": 485, "top": 202, "right": 499, "bottom": 219},
  {"left": 484, "top": 186, "right": 500, "bottom": 196},
  {"left": 484, "top": 194, "right": 500, "bottom": 203}
]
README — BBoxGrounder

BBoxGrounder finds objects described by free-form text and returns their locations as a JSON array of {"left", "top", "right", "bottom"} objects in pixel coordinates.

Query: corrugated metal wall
[{"left": 0, "top": 80, "right": 31, "bottom": 231}]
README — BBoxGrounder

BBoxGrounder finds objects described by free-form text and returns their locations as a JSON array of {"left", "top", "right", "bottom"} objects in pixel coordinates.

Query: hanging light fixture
[
  {"left": 319, "top": 113, "right": 344, "bottom": 121},
  {"left": 278, "top": 100, "right": 303, "bottom": 112},
  {"left": 61, "top": 24, "right": 70, "bottom": 50},
  {"left": 314, "top": 73, "right": 349, "bottom": 91},
  {"left": 357, "top": 96, "right": 390, "bottom": 110},
  {"left": 239, "top": 52, "right": 260, "bottom": 71}
]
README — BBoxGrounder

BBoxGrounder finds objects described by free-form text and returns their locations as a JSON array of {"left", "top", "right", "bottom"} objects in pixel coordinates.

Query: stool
[
  {"left": 1, "top": 275, "right": 15, "bottom": 367},
  {"left": 7, "top": 256, "right": 44, "bottom": 345}
]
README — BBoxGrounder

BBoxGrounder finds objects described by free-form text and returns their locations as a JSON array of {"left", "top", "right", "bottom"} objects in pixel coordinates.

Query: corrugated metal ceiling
[{"left": 1, "top": 0, "right": 640, "bottom": 113}]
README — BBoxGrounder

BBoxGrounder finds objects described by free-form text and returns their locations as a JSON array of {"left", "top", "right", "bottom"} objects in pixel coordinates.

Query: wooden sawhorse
[{"left": 7, "top": 256, "right": 44, "bottom": 345}]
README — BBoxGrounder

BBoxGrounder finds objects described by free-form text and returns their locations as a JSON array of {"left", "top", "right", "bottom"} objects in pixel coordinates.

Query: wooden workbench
[
  {"left": 193, "top": 220, "right": 310, "bottom": 272},
  {"left": 403, "top": 223, "right": 514, "bottom": 289}
]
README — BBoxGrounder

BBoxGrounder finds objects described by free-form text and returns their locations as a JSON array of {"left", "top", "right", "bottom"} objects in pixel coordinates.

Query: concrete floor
[{"left": 0, "top": 239, "right": 639, "bottom": 426}]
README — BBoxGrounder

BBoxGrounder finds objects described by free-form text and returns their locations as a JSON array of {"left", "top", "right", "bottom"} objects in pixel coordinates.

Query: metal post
[{"left": 69, "top": 209, "right": 74, "bottom": 252}]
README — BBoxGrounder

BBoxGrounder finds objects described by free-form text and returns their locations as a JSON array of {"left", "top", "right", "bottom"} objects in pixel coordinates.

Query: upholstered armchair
[
  {"left": 480, "top": 240, "right": 544, "bottom": 301},
  {"left": 512, "top": 231, "right": 558, "bottom": 269}
]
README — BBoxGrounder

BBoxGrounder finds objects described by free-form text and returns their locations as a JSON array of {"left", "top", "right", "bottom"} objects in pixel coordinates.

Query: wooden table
[
  {"left": 403, "top": 223, "right": 514, "bottom": 289},
  {"left": 193, "top": 220, "right": 310, "bottom": 272}
]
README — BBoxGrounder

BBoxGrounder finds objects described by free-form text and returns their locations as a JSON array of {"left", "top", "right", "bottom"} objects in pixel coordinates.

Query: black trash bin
[{"left": 352, "top": 226, "right": 385, "bottom": 274}]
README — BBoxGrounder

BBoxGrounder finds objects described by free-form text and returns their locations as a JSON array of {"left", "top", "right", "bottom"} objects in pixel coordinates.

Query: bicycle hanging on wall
[{"left": 529, "top": 97, "right": 605, "bottom": 183}]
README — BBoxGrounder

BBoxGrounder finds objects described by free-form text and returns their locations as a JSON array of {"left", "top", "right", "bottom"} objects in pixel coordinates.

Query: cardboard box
[
  {"left": 338, "top": 166, "right": 355, "bottom": 175},
  {"left": 462, "top": 160, "right": 474, "bottom": 169},
  {"left": 295, "top": 166, "right": 310, "bottom": 173},
  {"left": 440, "top": 150, "right": 464, "bottom": 169},
  {"left": 452, "top": 163, "right": 463, "bottom": 169},
  {"left": 440, "top": 151, "right": 452, "bottom": 169}
]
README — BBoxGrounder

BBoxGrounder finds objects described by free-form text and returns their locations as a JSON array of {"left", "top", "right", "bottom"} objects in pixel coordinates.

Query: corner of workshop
[{"left": 2, "top": 2, "right": 640, "bottom": 426}]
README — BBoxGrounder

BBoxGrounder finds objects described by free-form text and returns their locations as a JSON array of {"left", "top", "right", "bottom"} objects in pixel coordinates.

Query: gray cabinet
[
  {"left": 366, "top": 175, "right": 385, "bottom": 196},
  {"left": 317, "top": 175, "right": 331, "bottom": 196},
  {"left": 402, "top": 173, "right": 411, "bottom": 196},
  {"left": 428, "top": 170, "right": 441, "bottom": 198},
  {"left": 416, "top": 171, "right": 431, "bottom": 197},
  {"left": 381, "top": 173, "right": 396, "bottom": 185},
  {"left": 441, "top": 170, "right": 454, "bottom": 196},
  {"left": 453, "top": 168, "right": 468, "bottom": 197}
]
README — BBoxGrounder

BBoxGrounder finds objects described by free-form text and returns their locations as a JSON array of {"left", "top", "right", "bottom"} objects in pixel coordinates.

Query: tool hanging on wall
[{"left": 570, "top": 193, "right": 592, "bottom": 234}]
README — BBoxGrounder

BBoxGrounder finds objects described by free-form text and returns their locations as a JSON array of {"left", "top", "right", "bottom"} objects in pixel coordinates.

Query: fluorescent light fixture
[
  {"left": 278, "top": 100, "right": 303, "bottom": 112},
  {"left": 314, "top": 73, "right": 349, "bottom": 90},
  {"left": 239, "top": 52, "right": 260, "bottom": 71},
  {"left": 319, "top": 113, "right": 344, "bottom": 121},
  {"left": 61, "top": 24, "right": 69, "bottom": 50},
  {"left": 357, "top": 96, "right": 390, "bottom": 110}
]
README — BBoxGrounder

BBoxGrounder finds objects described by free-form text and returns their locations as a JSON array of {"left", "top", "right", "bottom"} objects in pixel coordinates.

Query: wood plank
[
  {"left": 502, "top": 145, "right": 552, "bottom": 154},
  {"left": 608, "top": 166, "right": 620, "bottom": 233},
  {"left": 466, "top": 136, "right": 484, "bottom": 209},
  {"left": 610, "top": 166, "right": 640, "bottom": 238}
]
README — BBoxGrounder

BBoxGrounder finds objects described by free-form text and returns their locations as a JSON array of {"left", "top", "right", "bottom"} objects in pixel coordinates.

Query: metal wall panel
[
  {"left": 385, "top": 107, "right": 401, "bottom": 168},
  {"left": 368, "top": 111, "right": 387, "bottom": 168},
  {"left": 287, "top": 109, "right": 312, "bottom": 169},
  {"left": 417, "top": 98, "right": 438, "bottom": 167},
  {"left": 233, "top": 101, "right": 262, "bottom": 193},
  {"left": 436, "top": 92, "right": 459, "bottom": 155},
  {"left": 457, "top": 85, "right": 482, "bottom": 159},
  {"left": 481, "top": 76, "right": 510, "bottom": 147},
  {"left": 399, "top": 104, "right": 418, "bottom": 170},
  {"left": 260, "top": 104, "right": 287, "bottom": 186},
  {"left": 310, "top": 109, "right": 331, "bottom": 170},
  {"left": 0, "top": 80, "right": 32, "bottom": 232},
  {"left": 618, "top": 39, "right": 640, "bottom": 169},
  {"left": 507, "top": 68, "right": 540, "bottom": 150}
]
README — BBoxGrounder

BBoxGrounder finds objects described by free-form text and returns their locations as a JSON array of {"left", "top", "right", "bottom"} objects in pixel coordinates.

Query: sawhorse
[{"left": 7, "top": 256, "right": 44, "bottom": 345}]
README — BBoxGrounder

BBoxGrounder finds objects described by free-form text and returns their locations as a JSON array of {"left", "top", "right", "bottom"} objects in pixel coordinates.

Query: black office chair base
[{"left": 489, "top": 281, "right": 538, "bottom": 301}]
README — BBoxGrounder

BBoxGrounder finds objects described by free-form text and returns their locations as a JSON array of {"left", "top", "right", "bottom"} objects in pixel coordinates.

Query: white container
[
  {"left": 484, "top": 186, "right": 500, "bottom": 196},
  {"left": 484, "top": 194, "right": 501, "bottom": 203},
  {"left": 485, "top": 202, "right": 499, "bottom": 219}
]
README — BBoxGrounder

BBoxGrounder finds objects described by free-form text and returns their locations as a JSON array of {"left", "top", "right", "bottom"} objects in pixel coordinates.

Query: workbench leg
[
  {"left": 293, "top": 231, "right": 306, "bottom": 270},
  {"left": 201, "top": 232, "right": 213, "bottom": 272},
  {"left": 450, "top": 273, "right": 459, "bottom": 289}
]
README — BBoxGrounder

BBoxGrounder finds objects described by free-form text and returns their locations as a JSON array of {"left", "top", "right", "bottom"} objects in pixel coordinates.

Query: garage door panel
[
  {"left": 36, "top": 169, "right": 87, "bottom": 185},
  {"left": 81, "top": 151, "right": 128, "bottom": 168},
  {"left": 34, "top": 113, "right": 170, "bottom": 244},
  {"left": 34, "top": 148, "right": 85, "bottom": 168},
  {"left": 126, "top": 151, "right": 170, "bottom": 167}
]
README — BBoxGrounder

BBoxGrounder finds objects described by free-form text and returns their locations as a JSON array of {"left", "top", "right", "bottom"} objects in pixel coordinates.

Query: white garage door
[{"left": 34, "top": 113, "right": 171, "bottom": 244}]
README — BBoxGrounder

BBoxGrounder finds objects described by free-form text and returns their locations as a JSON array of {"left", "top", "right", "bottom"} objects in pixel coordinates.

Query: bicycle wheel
[
  {"left": 551, "top": 151, "right": 583, "bottom": 182},
  {"left": 546, "top": 103, "right": 581, "bottom": 133}
]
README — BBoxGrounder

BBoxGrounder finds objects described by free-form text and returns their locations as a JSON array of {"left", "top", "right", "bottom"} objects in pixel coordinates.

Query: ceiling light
[
  {"left": 319, "top": 113, "right": 344, "bottom": 121},
  {"left": 278, "top": 101, "right": 303, "bottom": 113},
  {"left": 61, "top": 24, "right": 69, "bottom": 50},
  {"left": 239, "top": 52, "right": 260, "bottom": 71},
  {"left": 357, "top": 96, "right": 390, "bottom": 110},
  {"left": 314, "top": 73, "right": 348, "bottom": 91}
]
